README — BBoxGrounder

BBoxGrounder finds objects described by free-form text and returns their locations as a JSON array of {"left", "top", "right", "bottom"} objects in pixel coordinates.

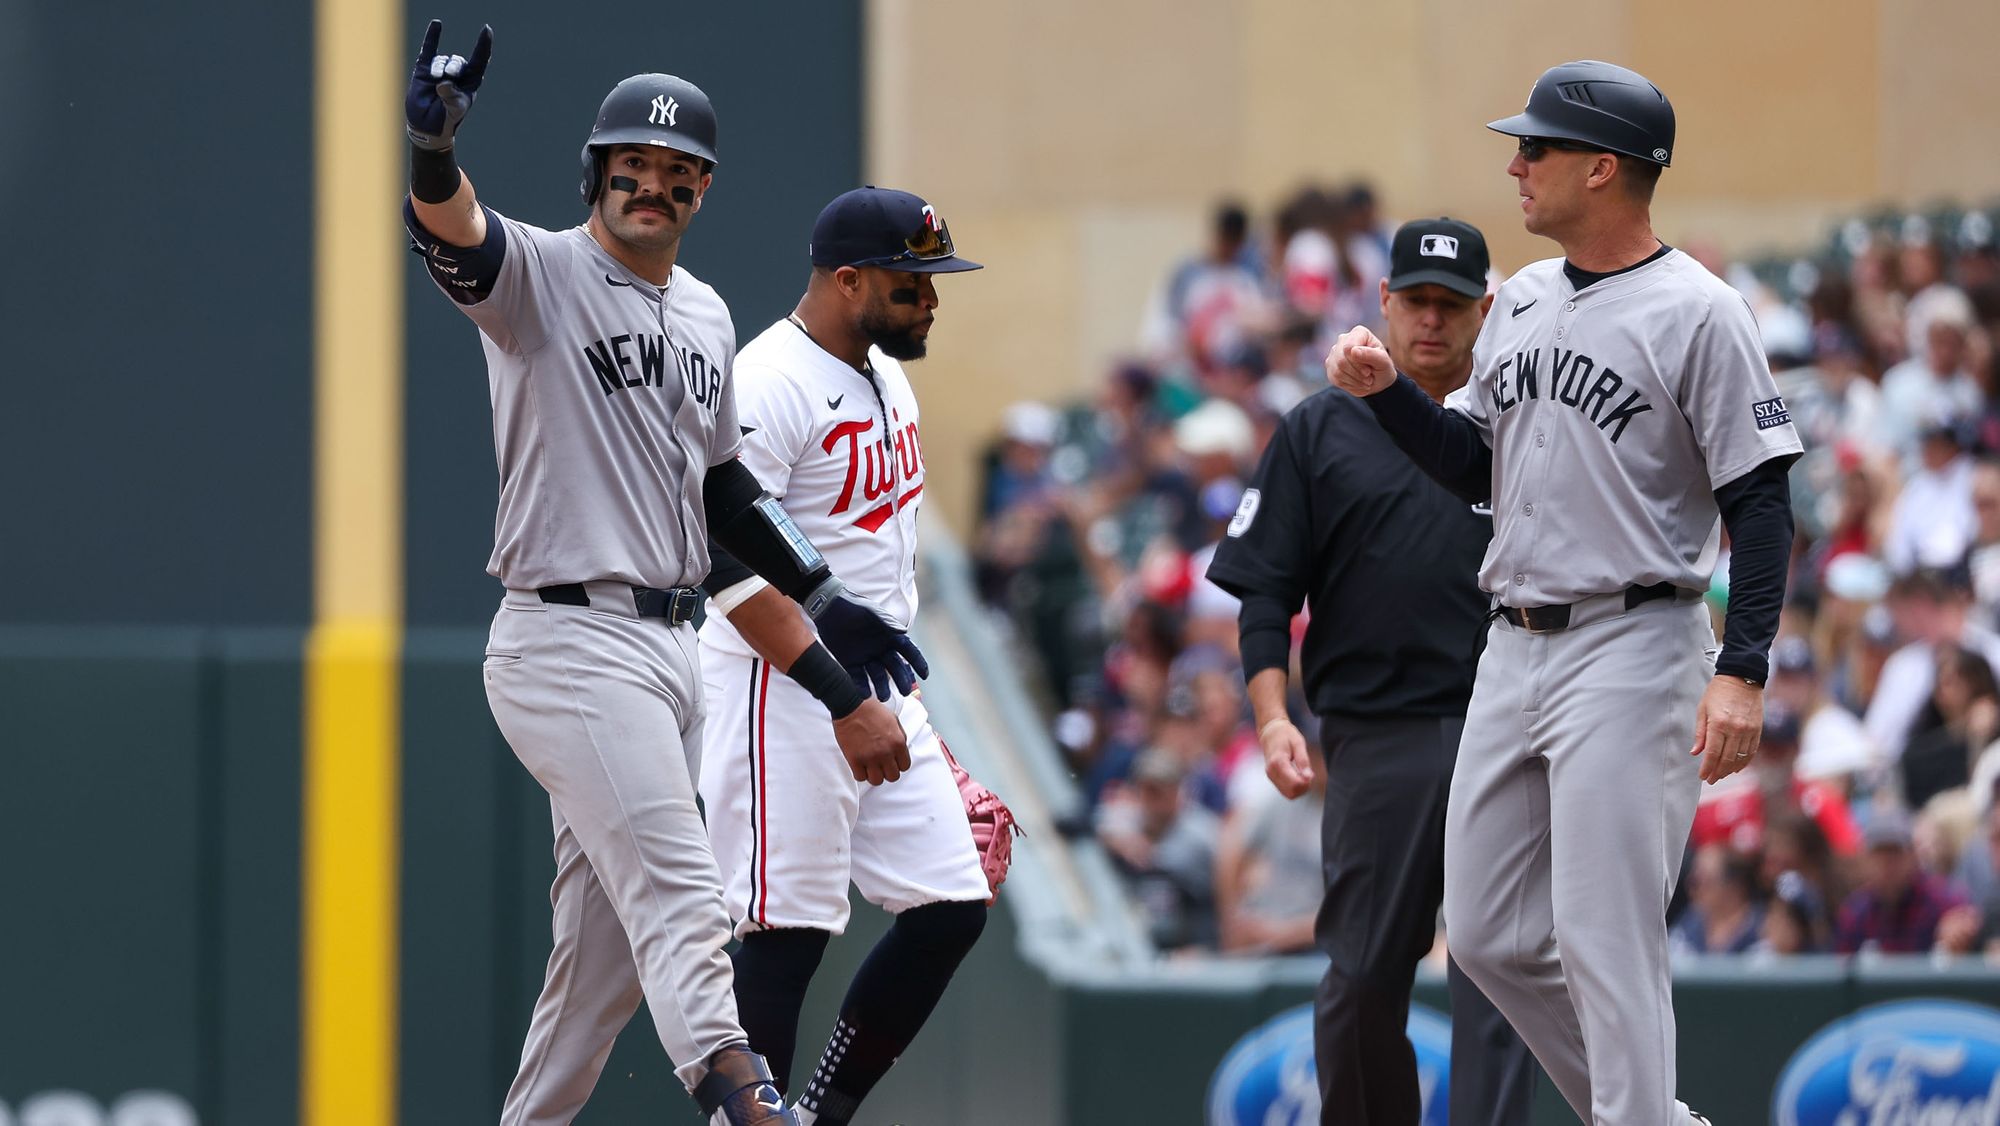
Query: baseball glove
[{"left": 941, "top": 743, "right": 1017, "bottom": 902}]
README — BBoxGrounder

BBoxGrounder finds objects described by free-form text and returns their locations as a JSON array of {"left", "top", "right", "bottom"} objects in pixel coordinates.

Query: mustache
[{"left": 624, "top": 196, "right": 679, "bottom": 217}]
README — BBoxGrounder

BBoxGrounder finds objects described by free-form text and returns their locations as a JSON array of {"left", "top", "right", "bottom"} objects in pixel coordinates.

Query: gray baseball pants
[
  {"left": 1443, "top": 596, "right": 1714, "bottom": 1126},
  {"left": 483, "top": 583, "right": 747, "bottom": 1125}
]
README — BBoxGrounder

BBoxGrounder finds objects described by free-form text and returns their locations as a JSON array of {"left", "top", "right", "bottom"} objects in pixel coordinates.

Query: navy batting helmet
[
  {"left": 578, "top": 74, "right": 719, "bottom": 205},
  {"left": 1487, "top": 60, "right": 1675, "bottom": 167}
]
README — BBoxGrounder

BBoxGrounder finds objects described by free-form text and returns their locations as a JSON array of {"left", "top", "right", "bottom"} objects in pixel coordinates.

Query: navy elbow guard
[{"left": 403, "top": 198, "right": 504, "bottom": 305}]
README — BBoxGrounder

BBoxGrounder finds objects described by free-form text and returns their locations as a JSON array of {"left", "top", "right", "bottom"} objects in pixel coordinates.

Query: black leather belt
[
  {"left": 1498, "top": 581, "right": 1679, "bottom": 634},
  {"left": 538, "top": 583, "right": 702, "bottom": 625}
]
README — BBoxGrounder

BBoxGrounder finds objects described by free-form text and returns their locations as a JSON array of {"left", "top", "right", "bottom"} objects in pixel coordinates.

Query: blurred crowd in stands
[{"left": 970, "top": 181, "right": 2000, "bottom": 960}]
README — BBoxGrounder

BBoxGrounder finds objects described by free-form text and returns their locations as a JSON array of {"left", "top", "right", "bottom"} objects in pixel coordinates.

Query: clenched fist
[
  {"left": 833, "top": 697, "right": 913, "bottom": 786},
  {"left": 1326, "top": 325, "right": 1398, "bottom": 397}
]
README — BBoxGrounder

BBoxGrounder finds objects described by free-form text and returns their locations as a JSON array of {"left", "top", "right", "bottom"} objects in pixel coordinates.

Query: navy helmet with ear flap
[
  {"left": 1487, "top": 60, "right": 1675, "bottom": 167},
  {"left": 578, "top": 73, "right": 719, "bottom": 205}
]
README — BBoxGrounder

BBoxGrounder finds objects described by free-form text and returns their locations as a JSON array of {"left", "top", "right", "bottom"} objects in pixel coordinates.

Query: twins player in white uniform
[
  {"left": 697, "top": 188, "right": 997, "bottom": 1125},
  {"left": 1329, "top": 62, "right": 1803, "bottom": 1125},
  {"left": 403, "top": 24, "right": 930, "bottom": 1126}
]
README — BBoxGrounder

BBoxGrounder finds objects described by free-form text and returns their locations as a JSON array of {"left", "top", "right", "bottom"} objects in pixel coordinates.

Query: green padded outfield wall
[
  {"left": 0, "top": 1, "right": 314, "bottom": 626},
  {"left": 0, "top": 628, "right": 304, "bottom": 1123}
]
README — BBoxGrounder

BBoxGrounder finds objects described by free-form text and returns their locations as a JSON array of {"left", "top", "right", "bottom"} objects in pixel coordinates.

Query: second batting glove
[{"left": 803, "top": 577, "right": 930, "bottom": 700}]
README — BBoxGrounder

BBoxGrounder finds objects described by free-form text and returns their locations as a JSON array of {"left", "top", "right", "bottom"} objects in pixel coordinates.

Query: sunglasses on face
[
  {"left": 849, "top": 208, "right": 957, "bottom": 269},
  {"left": 1517, "top": 136, "right": 1605, "bottom": 162}
]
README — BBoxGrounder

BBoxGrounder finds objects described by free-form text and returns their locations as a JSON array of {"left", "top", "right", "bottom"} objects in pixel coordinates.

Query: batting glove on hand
[
  {"left": 802, "top": 577, "right": 929, "bottom": 700},
  {"left": 407, "top": 19, "right": 492, "bottom": 151}
]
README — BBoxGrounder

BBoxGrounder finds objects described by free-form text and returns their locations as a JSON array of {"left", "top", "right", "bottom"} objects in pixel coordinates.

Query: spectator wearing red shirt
[{"left": 1691, "top": 704, "right": 1863, "bottom": 857}]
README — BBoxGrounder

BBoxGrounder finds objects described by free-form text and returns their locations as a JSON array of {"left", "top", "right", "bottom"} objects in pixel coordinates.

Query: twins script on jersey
[
  {"left": 703, "top": 320, "right": 926, "bottom": 658},
  {"left": 1442, "top": 248, "right": 1803, "bottom": 605}
]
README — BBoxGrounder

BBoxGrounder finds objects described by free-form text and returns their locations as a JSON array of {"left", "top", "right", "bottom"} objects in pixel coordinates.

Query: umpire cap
[
  {"left": 1488, "top": 60, "right": 1675, "bottom": 167},
  {"left": 1388, "top": 218, "right": 1489, "bottom": 298},
  {"left": 578, "top": 73, "right": 719, "bottom": 205}
]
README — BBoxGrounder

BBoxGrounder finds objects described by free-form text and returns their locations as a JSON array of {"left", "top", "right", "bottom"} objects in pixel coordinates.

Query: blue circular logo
[
  {"left": 1774, "top": 998, "right": 2000, "bottom": 1125},
  {"left": 1206, "top": 1003, "right": 1452, "bottom": 1126}
]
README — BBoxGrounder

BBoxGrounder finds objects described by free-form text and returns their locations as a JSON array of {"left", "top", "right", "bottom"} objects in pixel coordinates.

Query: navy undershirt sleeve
[
  {"left": 699, "top": 461, "right": 763, "bottom": 594},
  {"left": 1712, "top": 458, "right": 1794, "bottom": 684},
  {"left": 1361, "top": 375, "right": 1494, "bottom": 503},
  {"left": 1236, "top": 593, "right": 1294, "bottom": 679},
  {"left": 701, "top": 544, "right": 756, "bottom": 596}
]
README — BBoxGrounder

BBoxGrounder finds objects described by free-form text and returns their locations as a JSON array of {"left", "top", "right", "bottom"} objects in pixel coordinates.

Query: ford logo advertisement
[
  {"left": 1207, "top": 1003, "right": 1451, "bottom": 1126},
  {"left": 1774, "top": 999, "right": 2000, "bottom": 1125}
]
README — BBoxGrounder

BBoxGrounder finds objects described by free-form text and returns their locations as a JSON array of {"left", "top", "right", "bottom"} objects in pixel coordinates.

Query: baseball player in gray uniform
[
  {"left": 1328, "top": 61, "right": 1803, "bottom": 1125},
  {"left": 403, "top": 21, "right": 929, "bottom": 1126}
]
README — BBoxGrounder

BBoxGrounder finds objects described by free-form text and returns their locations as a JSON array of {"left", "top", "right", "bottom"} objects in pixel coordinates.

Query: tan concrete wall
[{"left": 867, "top": 0, "right": 2000, "bottom": 532}]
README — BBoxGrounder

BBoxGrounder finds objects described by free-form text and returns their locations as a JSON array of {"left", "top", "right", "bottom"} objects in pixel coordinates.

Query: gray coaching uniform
[
  {"left": 1436, "top": 249, "right": 1801, "bottom": 1125},
  {"left": 427, "top": 206, "right": 747, "bottom": 1123}
]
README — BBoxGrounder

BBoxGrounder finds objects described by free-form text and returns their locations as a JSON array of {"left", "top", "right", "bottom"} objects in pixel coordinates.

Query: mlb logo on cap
[{"left": 1388, "top": 218, "right": 1488, "bottom": 298}]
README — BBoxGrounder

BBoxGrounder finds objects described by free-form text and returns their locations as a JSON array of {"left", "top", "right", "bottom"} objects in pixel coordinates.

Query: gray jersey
[
  {"left": 1443, "top": 249, "right": 1803, "bottom": 605},
  {"left": 434, "top": 210, "right": 740, "bottom": 590}
]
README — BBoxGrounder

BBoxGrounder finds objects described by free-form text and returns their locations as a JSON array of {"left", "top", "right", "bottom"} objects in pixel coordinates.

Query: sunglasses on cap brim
[
  {"left": 1516, "top": 136, "right": 1606, "bottom": 162},
  {"left": 845, "top": 213, "right": 959, "bottom": 269}
]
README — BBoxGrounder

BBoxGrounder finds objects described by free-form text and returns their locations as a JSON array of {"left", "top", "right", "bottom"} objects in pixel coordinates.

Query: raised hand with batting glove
[
  {"left": 406, "top": 20, "right": 491, "bottom": 151},
  {"left": 403, "top": 19, "right": 495, "bottom": 252}
]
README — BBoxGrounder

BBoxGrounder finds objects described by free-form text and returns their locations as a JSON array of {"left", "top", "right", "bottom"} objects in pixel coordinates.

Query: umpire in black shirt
[{"left": 1208, "top": 218, "right": 1534, "bottom": 1126}]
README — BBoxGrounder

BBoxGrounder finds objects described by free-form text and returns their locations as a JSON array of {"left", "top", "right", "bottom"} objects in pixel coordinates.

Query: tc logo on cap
[
  {"left": 1420, "top": 234, "right": 1459, "bottom": 259},
  {"left": 649, "top": 94, "right": 679, "bottom": 127}
]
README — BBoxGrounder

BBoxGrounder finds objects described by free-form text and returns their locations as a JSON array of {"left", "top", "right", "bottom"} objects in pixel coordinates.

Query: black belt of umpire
[
  {"left": 538, "top": 583, "right": 702, "bottom": 625},
  {"left": 1497, "top": 581, "right": 1680, "bottom": 634}
]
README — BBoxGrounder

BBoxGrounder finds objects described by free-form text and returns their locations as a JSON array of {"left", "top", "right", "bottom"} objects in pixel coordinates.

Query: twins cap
[
  {"left": 809, "top": 187, "right": 983, "bottom": 273},
  {"left": 1388, "top": 218, "right": 1490, "bottom": 298}
]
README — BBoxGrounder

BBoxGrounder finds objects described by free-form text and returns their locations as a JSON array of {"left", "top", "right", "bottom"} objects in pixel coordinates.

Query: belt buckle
[
  {"left": 1518, "top": 605, "right": 1570, "bottom": 634},
  {"left": 666, "top": 587, "right": 699, "bottom": 625}
]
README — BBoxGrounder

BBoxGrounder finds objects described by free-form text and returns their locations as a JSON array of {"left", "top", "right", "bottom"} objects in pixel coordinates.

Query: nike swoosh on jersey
[
  {"left": 605, "top": 274, "right": 632, "bottom": 287},
  {"left": 1511, "top": 299, "right": 1537, "bottom": 317},
  {"left": 827, "top": 394, "right": 845, "bottom": 410},
  {"left": 740, "top": 425, "right": 758, "bottom": 436}
]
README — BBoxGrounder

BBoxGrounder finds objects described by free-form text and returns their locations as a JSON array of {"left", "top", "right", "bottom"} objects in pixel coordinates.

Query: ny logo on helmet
[{"left": 650, "top": 94, "right": 680, "bottom": 127}]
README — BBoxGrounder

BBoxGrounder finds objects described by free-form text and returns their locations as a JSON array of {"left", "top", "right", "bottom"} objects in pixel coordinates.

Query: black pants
[{"left": 1313, "top": 714, "right": 1536, "bottom": 1126}]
